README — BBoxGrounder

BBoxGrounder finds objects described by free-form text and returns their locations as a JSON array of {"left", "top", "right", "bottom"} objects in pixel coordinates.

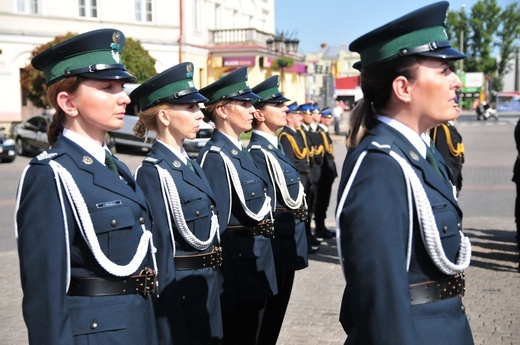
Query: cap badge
[
  {"left": 82, "top": 156, "right": 94, "bottom": 165},
  {"left": 110, "top": 31, "right": 121, "bottom": 63},
  {"left": 186, "top": 63, "right": 193, "bottom": 78}
]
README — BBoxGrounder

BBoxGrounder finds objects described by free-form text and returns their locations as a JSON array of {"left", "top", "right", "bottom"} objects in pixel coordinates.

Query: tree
[
  {"left": 446, "top": 0, "right": 520, "bottom": 93},
  {"left": 495, "top": 2, "right": 520, "bottom": 91},
  {"left": 20, "top": 33, "right": 156, "bottom": 109}
]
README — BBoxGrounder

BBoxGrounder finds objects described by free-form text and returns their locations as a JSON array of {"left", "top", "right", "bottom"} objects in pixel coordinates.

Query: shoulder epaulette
[
  {"left": 30, "top": 150, "right": 64, "bottom": 165},
  {"left": 209, "top": 146, "right": 221, "bottom": 153},
  {"left": 249, "top": 144, "right": 262, "bottom": 150}
]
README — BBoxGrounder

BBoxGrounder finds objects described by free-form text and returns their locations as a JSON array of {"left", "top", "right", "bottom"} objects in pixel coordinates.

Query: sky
[{"left": 274, "top": 0, "right": 519, "bottom": 54}]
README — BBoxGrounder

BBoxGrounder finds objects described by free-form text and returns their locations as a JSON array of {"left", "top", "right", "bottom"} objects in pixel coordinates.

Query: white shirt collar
[
  {"left": 157, "top": 139, "right": 189, "bottom": 164},
  {"left": 62, "top": 128, "right": 108, "bottom": 164},
  {"left": 252, "top": 130, "right": 278, "bottom": 148},
  {"left": 318, "top": 123, "right": 328, "bottom": 132},
  {"left": 220, "top": 131, "right": 245, "bottom": 150},
  {"left": 377, "top": 115, "right": 428, "bottom": 158}
]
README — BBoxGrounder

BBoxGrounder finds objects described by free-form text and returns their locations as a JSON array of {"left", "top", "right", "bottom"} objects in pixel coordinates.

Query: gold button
[
  {"left": 111, "top": 219, "right": 117, "bottom": 227},
  {"left": 90, "top": 322, "right": 98, "bottom": 329},
  {"left": 195, "top": 211, "right": 200, "bottom": 216},
  {"left": 443, "top": 226, "right": 448, "bottom": 233},
  {"left": 139, "top": 217, "right": 146, "bottom": 224}
]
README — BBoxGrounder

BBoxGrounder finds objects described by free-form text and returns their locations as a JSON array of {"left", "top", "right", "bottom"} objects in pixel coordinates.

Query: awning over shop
[{"left": 335, "top": 76, "right": 359, "bottom": 96}]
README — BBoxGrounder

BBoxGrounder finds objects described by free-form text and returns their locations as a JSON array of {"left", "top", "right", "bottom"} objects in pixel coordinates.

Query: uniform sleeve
[
  {"left": 134, "top": 164, "right": 176, "bottom": 294},
  {"left": 197, "top": 151, "right": 230, "bottom": 232},
  {"left": 16, "top": 164, "right": 75, "bottom": 345},
  {"left": 338, "top": 152, "right": 418, "bottom": 344}
]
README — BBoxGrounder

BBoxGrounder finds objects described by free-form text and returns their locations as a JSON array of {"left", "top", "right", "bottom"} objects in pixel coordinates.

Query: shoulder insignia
[
  {"left": 231, "top": 149, "right": 238, "bottom": 156},
  {"left": 250, "top": 144, "right": 262, "bottom": 150},
  {"left": 36, "top": 151, "right": 58, "bottom": 161},
  {"left": 144, "top": 157, "right": 158, "bottom": 163},
  {"left": 209, "top": 146, "right": 221, "bottom": 153}
]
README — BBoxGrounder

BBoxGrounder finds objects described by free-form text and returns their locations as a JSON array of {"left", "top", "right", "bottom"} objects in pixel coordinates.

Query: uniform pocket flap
[{"left": 71, "top": 301, "right": 127, "bottom": 335}]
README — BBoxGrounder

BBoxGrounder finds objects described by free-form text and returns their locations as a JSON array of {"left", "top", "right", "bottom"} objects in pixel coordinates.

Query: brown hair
[
  {"left": 133, "top": 103, "right": 170, "bottom": 138},
  {"left": 346, "top": 55, "right": 421, "bottom": 148},
  {"left": 46, "top": 76, "right": 85, "bottom": 147}
]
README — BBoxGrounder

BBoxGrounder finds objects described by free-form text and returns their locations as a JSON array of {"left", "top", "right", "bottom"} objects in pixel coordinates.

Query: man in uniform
[
  {"left": 314, "top": 107, "right": 338, "bottom": 238},
  {"left": 278, "top": 103, "right": 320, "bottom": 253}
]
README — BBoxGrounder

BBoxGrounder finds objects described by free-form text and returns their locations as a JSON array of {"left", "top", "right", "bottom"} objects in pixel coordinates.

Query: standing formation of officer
[{"left": 15, "top": 26, "right": 342, "bottom": 345}]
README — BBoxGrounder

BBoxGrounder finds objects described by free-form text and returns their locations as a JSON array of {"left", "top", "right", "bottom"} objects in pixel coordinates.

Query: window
[
  {"left": 79, "top": 0, "right": 98, "bottom": 18},
  {"left": 16, "top": 0, "right": 38, "bottom": 14},
  {"left": 214, "top": 3, "right": 221, "bottom": 29},
  {"left": 135, "top": 0, "right": 153, "bottom": 22},
  {"left": 193, "top": 0, "right": 201, "bottom": 32}
]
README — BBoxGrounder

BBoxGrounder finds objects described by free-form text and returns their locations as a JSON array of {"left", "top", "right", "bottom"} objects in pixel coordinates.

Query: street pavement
[{"left": 1, "top": 111, "right": 519, "bottom": 344}]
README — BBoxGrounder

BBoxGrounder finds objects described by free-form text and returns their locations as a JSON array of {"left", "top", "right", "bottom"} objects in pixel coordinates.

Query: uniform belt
[
  {"left": 174, "top": 246, "right": 222, "bottom": 271},
  {"left": 68, "top": 268, "right": 157, "bottom": 297},
  {"left": 409, "top": 273, "right": 465, "bottom": 305},
  {"left": 226, "top": 219, "right": 274, "bottom": 238},
  {"left": 275, "top": 207, "right": 308, "bottom": 222}
]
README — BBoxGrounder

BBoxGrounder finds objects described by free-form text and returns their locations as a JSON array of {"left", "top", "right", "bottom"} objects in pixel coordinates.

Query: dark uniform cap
[
  {"left": 349, "top": 1, "right": 466, "bottom": 71},
  {"left": 251, "top": 75, "right": 290, "bottom": 106},
  {"left": 298, "top": 103, "right": 313, "bottom": 114},
  {"left": 311, "top": 102, "right": 320, "bottom": 114},
  {"left": 32, "top": 28, "right": 137, "bottom": 86},
  {"left": 130, "top": 62, "right": 208, "bottom": 111},
  {"left": 199, "top": 67, "right": 260, "bottom": 105},
  {"left": 286, "top": 102, "right": 300, "bottom": 113},
  {"left": 320, "top": 107, "right": 332, "bottom": 117}
]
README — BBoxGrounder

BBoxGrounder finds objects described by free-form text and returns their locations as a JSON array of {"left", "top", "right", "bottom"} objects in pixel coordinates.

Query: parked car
[
  {"left": 106, "top": 83, "right": 214, "bottom": 157},
  {"left": 13, "top": 114, "right": 52, "bottom": 156},
  {"left": 0, "top": 127, "right": 16, "bottom": 162}
]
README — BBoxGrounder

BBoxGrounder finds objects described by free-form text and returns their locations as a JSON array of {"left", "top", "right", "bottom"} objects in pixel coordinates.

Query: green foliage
[
  {"left": 447, "top": 0, "right": 520, "bottom": 92},
  {"left": 272, "top": 57, "right": 294, "bottom": 71},
  {"left": 122, "top": 37, "right": 157, "bottom": 83},
  {"left": 20, "top": 33, "right": 157, "bottom": 109}
]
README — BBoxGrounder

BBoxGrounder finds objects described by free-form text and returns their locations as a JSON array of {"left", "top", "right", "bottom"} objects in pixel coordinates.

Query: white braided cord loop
[
  {"left": 49, "top": 160, "right": 155, "bottom": 277},
  {"left": 388, "top": 151, "right": 471, "bottom": 275},
  {"left": 155, "top": 165, "right": 219, "bottom": 251},
  {"left": 258, "top": 147, "right": 305, "bottom": 209},
  {"left": 218, "top": 151, "right": 272, "bottom": 221}
]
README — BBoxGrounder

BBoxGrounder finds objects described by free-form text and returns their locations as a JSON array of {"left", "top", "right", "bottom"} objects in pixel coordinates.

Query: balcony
[{"left": 209, "top": 28, "right": 273, "bottom": 47}]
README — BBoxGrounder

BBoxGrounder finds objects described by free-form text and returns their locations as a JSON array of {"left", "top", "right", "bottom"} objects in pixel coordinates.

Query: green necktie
[
  {"left": 426, "top": 143, "right": 442, "bottom": 177},
  {"left": 104, "top": 150, "right": 119, "bottom": 176},
  {"left": 277, "top": 141, "right": 285, "bottom": 155},
  {"left": 242, "top": 146, "right": 253, "bottom": 161},
  {"left": 186, "top": 158, "right": 195, "bottom": 172}
]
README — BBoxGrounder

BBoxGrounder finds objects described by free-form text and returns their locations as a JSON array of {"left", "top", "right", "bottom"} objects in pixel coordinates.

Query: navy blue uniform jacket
[
  {"left": 196, "top": 130, "right": 277, "bottom": 309},
  {"left": 16, "top": 136, "right": 158, "bottom": 345},
  {"left": 248, "top": 133, "right": 308, "bottom": 273},
  {"left": 337, "top": 121, "right": 473, "bottom": 345},
  {"left": 135, "top": 141, "right": 223, "bottom": 344}
]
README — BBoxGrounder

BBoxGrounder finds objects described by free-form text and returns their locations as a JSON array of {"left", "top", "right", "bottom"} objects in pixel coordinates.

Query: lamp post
[
  {"left": 459, "top": 4, "right": 465, "bottom": 74},
  {"left": 266, "top": 34, "right": 299, "bottom": 92}
]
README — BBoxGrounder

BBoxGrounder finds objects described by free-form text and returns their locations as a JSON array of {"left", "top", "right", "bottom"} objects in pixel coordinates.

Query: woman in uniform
[
  {"left": 15, "top": 29, "right": 158, "bottom": 344},
  {"left": 131, "top": 62, "right": 223, "bottom": 345},
  {"left": 247, "top": 76, "right": 308, "bottom": 345},
  {"left": 336, "top": 2, "right": 474, "bottom": 344},
  {"left": 196, "top": 67, "right": 278, "bottom": 345}
]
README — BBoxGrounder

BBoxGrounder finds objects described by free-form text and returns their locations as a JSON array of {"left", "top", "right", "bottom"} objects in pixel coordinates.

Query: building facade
[{"left": 0, "top": 0, "right": 305, "bottom": 128}]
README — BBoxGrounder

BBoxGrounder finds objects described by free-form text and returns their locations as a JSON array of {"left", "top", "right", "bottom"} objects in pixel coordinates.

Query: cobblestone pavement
[{"left": 1, "top": 112, "right": 519, "bottom": 344}]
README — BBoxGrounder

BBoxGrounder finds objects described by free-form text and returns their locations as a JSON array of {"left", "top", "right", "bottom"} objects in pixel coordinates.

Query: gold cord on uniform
[{"left": 279, "top": 131, "right": 310, "bottom": 162}]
